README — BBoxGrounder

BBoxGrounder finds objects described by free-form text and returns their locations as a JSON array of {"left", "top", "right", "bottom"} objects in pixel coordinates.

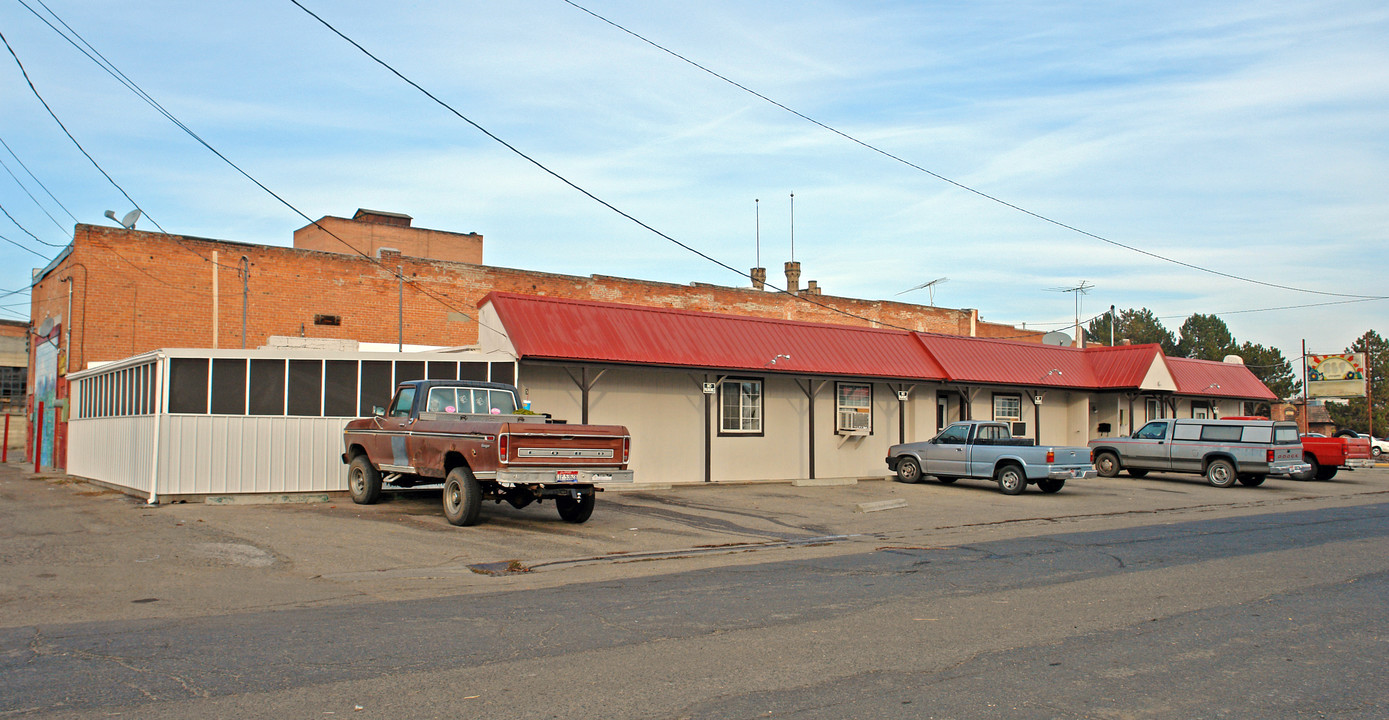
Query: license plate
[{"left": 556, "top": 470, "right": 579, "bottom": 483}]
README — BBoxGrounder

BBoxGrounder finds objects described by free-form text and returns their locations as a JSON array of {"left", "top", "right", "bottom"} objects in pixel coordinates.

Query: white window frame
[
  {"left": 992, "top": 393, "right": 1022, "bottom": 422},
  {"left": 719, "top": 377, "right": 763, "bottom": 436},
  {"left": 835, "top": 381, "right": 873, "bottom": 435}
]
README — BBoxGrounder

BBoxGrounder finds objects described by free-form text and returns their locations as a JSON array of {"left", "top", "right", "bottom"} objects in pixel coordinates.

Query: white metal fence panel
[
  {"left": 158, "top": 416, "right": 351, "bottom": 495},
  {"left": 68, "top": 417, "right": 158, "bottom": 494}
]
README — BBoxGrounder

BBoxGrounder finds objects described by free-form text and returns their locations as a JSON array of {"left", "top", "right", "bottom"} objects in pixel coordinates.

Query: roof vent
[{"left": 1222, "top": 355, "right": 1244, "bottom": 364}]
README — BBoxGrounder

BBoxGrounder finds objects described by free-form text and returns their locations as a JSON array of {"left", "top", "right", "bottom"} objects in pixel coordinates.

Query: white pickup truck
[{"left": 886, "top": 421, "right": 1096, "bottom": 495}]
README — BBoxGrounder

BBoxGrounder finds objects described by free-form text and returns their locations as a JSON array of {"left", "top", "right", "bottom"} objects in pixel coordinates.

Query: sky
[{"left": 1, "top": 0, "right": 1386, "bottom": 367}]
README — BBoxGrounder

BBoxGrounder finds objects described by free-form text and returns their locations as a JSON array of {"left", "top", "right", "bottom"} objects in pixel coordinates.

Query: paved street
[{"left": 2, "top": 463, "right": 1387, "bottom": 718}]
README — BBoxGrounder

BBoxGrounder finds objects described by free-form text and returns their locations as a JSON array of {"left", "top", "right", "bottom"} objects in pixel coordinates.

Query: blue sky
[{"left": 1, "top": 0, "right": 1385, "bottom": 366}]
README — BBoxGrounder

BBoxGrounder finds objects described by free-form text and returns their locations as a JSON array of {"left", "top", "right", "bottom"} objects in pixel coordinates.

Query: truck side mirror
[{"left": 372, "top": 406, "right": 385, "bottom": 417}]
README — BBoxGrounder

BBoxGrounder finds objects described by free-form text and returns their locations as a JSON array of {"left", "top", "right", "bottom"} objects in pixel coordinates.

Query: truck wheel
[
  {"left": 1294, "top": 454, "right": 1318, "bottom": 481},
  {"left": 894, "top": 457, "right": 922, "bottom": 484},
  {"left": 556, "top": 492, "right": 595, "bottom": 523},
  {"left": 1037, "top": 478, "right": 1065, "bottom": 493},
  {"left": 1127, "top": 468, "right": 1149, "bottom": 478},
  {"left": 1094, "top": 452, "right": 1120, "bottom": 478},
  {"left": 1205, "top": 459, "right": 1236, "bottom": 488},
  {"left": 1315, "top": 465, "right": 1339, "bottom": 481},
  {"left": 995, "top": 464, "right": 1027, "bottom": 495},
  {"left": 347, "top": 455, "right": 382, "bottom": 505},
  {"left": 442, "top": 467, "right": 482, "bottom": 526},
  {"left": 1238, "top": 474, "right": 1266, "bottom": 487}
]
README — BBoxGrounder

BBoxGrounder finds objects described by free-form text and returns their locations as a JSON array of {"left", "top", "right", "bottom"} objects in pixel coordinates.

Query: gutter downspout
[{"left": 147, "top": 352, "right": 166, "bottom": 505}]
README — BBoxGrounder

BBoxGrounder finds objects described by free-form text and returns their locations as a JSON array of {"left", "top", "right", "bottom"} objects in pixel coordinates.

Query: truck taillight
[
  {"left": 1267, "top": 449, "right": 1274, "bottom": 462},
  {"left": 622, "top": 436, "right": 630, "bottom": 464},
  {"left": 498, "top": 434, "right": 509, "bottom": 462},
  {"left": 1046, "top": 450, "right": 1054, "bottom": 463}
]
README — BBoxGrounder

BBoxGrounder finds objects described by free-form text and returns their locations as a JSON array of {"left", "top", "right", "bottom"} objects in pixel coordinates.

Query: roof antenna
[{"left": 1046, "top": 281, "right": 1093, "bottom": 348}]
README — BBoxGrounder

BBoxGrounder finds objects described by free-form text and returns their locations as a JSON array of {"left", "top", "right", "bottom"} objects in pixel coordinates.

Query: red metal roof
[
  {"left": 481, "top": 292, "right": 1277, "bottom": 400},
  {"left": 1085, "top": 344, "right": 1166, "bottom": 388},
  {"left": 1166, "top": 357, "right": 1277, "bottom": 400},
  {"left": 481, "top": 292, "right": 948, "bottom": 380},
  {"left": 912, "top": 333, "right": 1098, "bottom": 388}
]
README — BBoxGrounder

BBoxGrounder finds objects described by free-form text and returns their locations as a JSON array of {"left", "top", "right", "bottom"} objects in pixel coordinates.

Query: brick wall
[{"left": 29, "top": 224, "right": 1040, "bottom": 373}]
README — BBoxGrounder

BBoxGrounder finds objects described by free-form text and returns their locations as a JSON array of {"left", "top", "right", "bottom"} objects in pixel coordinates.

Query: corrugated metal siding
[
  {"left": 485, "top": 292, "right": 948, "bottom": 380},
  {"left": 156, "top": 416, "right": 349, "bottom": 495},
  {"left": 68, "top": 417, "right": 157, "bottom": 494}
]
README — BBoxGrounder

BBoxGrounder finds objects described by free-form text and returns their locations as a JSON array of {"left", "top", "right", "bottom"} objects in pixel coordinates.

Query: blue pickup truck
[{"left": 886, "top": 421, "right": 1096, "bottom": 495}]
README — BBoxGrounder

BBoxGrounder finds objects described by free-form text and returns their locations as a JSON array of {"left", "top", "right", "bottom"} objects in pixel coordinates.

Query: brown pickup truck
[{"left": 341, "top": 379, "right": 633, "bottom": 526}]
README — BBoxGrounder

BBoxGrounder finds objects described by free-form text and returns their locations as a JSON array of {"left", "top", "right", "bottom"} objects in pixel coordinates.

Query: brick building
[{"left": 26, "top": 209, "right": 1040, "bottom": 467}]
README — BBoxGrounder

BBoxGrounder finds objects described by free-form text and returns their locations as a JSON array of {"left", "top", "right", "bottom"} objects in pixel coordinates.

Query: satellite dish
[
  {"left": 104, "top": 208, "right": 142, "bottom": 229},
  {"left": 37, "top": 317, "right": 54, "bottom": 336},
  {"left": 1222, "top": 355, "right": 1244, "bottom": 364},
  {"left": 1042, "top": 331, "right": 1072, "bottom": 347}
]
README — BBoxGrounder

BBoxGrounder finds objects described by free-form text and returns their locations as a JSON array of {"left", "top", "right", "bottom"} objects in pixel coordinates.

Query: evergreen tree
[
  {"left": 1175, "top": 314, "right": 1237, "bottom": 360},
  {"left": 1085, "top": 307, "right": 1176, "bottom": 353},
  {"left": 1236, "top": 341, "right": 1300, "bottom": 411}
]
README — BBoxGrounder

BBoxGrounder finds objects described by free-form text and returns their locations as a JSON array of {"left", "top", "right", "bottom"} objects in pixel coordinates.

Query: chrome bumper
[
  {"left": 1048, "top": 467, "right": 1097, "bottom": 480},
  {"left": 497, "top": 468, "right": 634, "bottom": 485},
  {"left": 1272, "top": 462, "right": 1312, "bottom": 477},
  {"left": 1346, "top": 458, "right": 1375, "bottom": 470}
]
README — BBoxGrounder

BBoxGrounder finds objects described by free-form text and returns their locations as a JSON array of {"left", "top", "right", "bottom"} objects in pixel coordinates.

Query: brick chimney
[
  {"left": 805, "top": 280, "right": 820, "bottom": 295},
  {"left": 750, "top": 267, "right": 767, "bottom": 291},
  {"left": 784, "top": 261, "right": 801, "bottom": 295}
]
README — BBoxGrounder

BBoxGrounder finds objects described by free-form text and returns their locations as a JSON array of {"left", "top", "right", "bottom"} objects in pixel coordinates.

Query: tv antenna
[
  {"left": 1046, "top": 281, "right": 1093, "bottom": 347},
  {"left": 898, "top": 277, "right": 949, "bottom": 306}
]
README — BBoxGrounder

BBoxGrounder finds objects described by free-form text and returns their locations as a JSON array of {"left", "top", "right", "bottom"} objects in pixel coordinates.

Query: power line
[
  {"left": 0, "top": 28, "right": 168, "bottom": 235},
  {"left": 0, "top": 147, "right": 68, "bottom": 232},
  {"left": 0, "top": 199, "right": 66, "bottom": 247},
  {"left": 560, "top": 0, "right": 1387, "bottom": 303},
  {"left": 16, "top": 0, "right": 500, "bottom": 329},
  {"left": 289, "top": 0, "right": 944, "bottom": 335},
  {"left": 0, "top": 134, "right": 79, "bottom": 224},
  {"left": 0, "top": 229, "right": 50, "bottom": 259}
]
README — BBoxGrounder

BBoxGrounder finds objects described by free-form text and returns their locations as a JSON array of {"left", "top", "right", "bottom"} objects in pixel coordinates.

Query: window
[
  {"left": 993, "top": 394, "right": 1022, "bottom": 422},
  {"left": 1274, "top": 425, "right": 1300, "bottom": 444},
  {"left": 1200, "top": 424, "right": 1244, "bottom": 442},
  {"left": 835, "top": 382, "right": 872, "bottom": 434},
  {"left": 935, "top": 424, "right": 969, "bottom": 444},
  {"left": 1134, "top": 421, "right": 1168, "bottom": 440},
  {"left": 719, "top": 378, "right": 763, "bottom": 435},
  {"left": 168, "top": 358, "right": 209, "bottom": 414},
  {"left": 1145, "top": 397, "right": 1161, "bottom": 421},
  {"left": 1191, "top": 400, "right": 1210, "bottom": 419},
  {"left": 389, "top": 387, "right": 416, "bottom": 418},
  {"left": 1241, "top": 425, "right": 1272, "bottom": 443}
]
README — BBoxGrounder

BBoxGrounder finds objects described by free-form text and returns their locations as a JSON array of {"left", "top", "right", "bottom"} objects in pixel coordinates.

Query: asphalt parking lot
[{"left": 2, "top": 460, "right": 1387, "bottom": 629}]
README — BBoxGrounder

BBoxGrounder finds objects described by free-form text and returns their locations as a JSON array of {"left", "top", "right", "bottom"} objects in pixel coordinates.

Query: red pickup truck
[
  {"left": 342, "top": 379, "right": 633, "bottom": 526},
  {"left": 1224, "top": 418, "right": 1371, "bottom": 481},
  {"left": 1296, "top": 433, "right": 1373, "bottom": 481}
]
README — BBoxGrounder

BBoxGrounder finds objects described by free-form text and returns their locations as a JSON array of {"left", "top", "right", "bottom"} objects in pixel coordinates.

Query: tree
[
  {"left": 1085, "top": 308, "right": 1176, "bottom": 353},
  {"left": 1175, "top": 314, "right": 1237, "bottom": 361},
  {"left": 1236, "top": 341, "right": 1300, "bottom": 411},
  {"left": 1325, "top": 330, "right": 1388, "bottom": 436}
]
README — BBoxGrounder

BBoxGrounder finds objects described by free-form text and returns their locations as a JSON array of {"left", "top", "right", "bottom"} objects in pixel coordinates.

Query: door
[
  {"left": 375, "top": 385, "right": 417, "bottom": 471},
  {"left": 921, "top": 423, "right": 970, "bottom": 477},
  {"left": 1125, "top": 420, "right": 1173, "bottom": 470}
]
